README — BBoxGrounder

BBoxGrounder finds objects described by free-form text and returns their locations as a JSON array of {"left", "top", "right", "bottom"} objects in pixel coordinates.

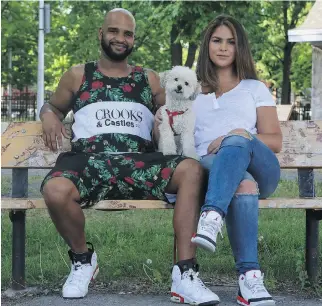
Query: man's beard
[{"left": 101, "top": 38, "right": 133, "bottom": 61}]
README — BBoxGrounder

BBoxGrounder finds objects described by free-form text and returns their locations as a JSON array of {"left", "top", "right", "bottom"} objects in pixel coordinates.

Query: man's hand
[
  {"left": 42, "top": 112, "right": 69, "bottom": 152},
  {"left": 207, "top": 136, "right": 225, "bottom": 154},
  {"left": 152, "top": 107, "right": 164, "bottom": 145},
  {"left": 154, "top": 107, "right": 163, "bottom": 125}
]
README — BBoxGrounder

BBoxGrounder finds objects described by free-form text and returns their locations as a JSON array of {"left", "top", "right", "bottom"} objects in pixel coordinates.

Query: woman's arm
[{"left": 256, "top": 106, "right": 282, "bottom": 153}]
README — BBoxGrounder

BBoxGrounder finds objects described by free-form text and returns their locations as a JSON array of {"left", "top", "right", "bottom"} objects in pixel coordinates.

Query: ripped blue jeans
[{"left": 200, "top": 134, "right": 280, "bottom": 274}]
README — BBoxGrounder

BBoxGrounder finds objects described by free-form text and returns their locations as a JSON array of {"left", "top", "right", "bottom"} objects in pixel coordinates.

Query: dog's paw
[
  {"left": 183, "top": 151, "right": 200, "bottom": 161},
  {"left": 161, "top": 149, "right": 178, "bottom": 156},
  {"left": 190, "top": 154, "right": 200, "bottom": 161}
]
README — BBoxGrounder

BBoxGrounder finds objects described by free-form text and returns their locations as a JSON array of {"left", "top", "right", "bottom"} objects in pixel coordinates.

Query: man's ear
[
  {"left": 159, "top": 70, "right": 170, "bottom": 88},
  {"left": 98, "top": 27, "right": 103, "bottom": 40},
  {"left": 190, "top": 82, "right": 201, "bottom": 100}
]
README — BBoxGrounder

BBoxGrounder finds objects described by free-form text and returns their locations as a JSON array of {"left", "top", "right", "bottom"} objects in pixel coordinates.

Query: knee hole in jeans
[{"left": 235, "top": 179, "right": 258, "bottom": 195}]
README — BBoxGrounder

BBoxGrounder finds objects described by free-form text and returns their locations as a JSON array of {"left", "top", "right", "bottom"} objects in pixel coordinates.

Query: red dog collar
[{"left": 166, "top": 109, "right": 187, "bottom": 135}]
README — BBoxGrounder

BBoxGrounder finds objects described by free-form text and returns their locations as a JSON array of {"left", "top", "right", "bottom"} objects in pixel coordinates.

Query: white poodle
[{"left": 158, "top": 66, "right": 200, "bottom": 160}]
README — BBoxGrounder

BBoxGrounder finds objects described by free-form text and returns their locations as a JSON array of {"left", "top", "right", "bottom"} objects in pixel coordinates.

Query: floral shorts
[{"left": 40, "top": 151, "right": 186, "bottom": 208}]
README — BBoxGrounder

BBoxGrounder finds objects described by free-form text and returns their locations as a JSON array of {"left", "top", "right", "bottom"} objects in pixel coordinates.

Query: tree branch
[
  {"left": 266, "top": 47, "right": 284, "bottom": 64},
  {"left": 1, "top": 1, "right": 9, "bottom": 15},
  {"left": 290, "top": 2, "right": 306, "bottom": 30},
  {"left": 134, "top": 31, "right": 150, "bottom": 51}
]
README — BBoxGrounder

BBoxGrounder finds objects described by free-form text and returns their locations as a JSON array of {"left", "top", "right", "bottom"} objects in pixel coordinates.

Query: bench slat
[
  {"left": 1, "top": 198, "right": 322, "bottom": 210},
  {"left": 2, "top": 121, "right": 322, "bottom": 168}
]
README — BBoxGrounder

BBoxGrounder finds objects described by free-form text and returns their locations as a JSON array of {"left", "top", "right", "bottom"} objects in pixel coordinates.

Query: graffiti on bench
[{"left": 2, "top": 121, "right": 322, "bottom": 168}]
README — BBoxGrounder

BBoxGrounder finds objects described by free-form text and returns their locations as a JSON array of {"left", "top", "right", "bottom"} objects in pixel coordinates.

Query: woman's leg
[
  {"left": 196, "top": 134, "right": 279, "bottom": 305},
  {"left": 226, "top": 181, "right": 276, "bottom": 305},
  {"left": 225, "top": 172, "right": 260, "bottom": 274},
  {"left": 201, "top": 134, "right": 280, "bottom": 215},
  {"left": 192, "top": 134, "right": 280, "bottom": 253},
  {"left": 224, "top": 171, "right": 277, "bottom": 306}
]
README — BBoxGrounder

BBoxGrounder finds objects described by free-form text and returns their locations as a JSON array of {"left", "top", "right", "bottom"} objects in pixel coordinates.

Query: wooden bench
[{"left": 1, "top": 121, "right": 322, "bottom": 291}]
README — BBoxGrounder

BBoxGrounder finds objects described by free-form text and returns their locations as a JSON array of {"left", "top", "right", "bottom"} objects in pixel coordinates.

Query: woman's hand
[
  {"left": 228, "top": 128, "right": 253, "bottom": 139},
  {"left": 207, "top": 136, "right": 225, "bottom": 154},
  {"left": 207, "top": 129, "right": 253, "bottom": 155}
]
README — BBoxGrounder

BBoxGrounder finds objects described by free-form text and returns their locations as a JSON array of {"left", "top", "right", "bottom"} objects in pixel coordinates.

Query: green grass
[
  {"left": 1, "top": 179, "right": 322, "bottom": 293},
  {"left": 1, "top": 175, "right": 43, "bottom": 197},
  {"left": 1, "top": 176, "right": 10, "bottom": 195}
]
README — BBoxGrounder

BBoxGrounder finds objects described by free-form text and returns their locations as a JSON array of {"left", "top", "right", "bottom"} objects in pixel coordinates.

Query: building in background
[{"left": 288, "top": 0, "right": 322, "bottom": 120}]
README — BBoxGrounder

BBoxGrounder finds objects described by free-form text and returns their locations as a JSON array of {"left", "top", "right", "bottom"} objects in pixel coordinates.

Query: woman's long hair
[{"left": 196, "top": 15, "right": 258, "bottom": 92}]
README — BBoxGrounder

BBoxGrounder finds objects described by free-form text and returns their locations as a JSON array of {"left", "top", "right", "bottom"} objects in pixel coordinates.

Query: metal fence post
[{"left": 10, "top": 168, "right": 28, "bottom": 290}]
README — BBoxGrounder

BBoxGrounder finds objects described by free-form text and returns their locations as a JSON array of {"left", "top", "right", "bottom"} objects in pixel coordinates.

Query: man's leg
[
  {"left": 166, "top": 159, "right": 205, "bottom": 261},
  {"left": 166, "top": 159, "right": 220, "bottom": 305},
  {"left": 42, "top": 177, "right": 98, "bottom": 299},
  {"left": 42, "top": 177, "right": 87, "bottom": 253}
]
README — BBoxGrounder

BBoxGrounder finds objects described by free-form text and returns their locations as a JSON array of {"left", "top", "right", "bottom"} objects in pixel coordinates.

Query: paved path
[{"left": 2, "top": 286, "right": 321, "bottom": 306}]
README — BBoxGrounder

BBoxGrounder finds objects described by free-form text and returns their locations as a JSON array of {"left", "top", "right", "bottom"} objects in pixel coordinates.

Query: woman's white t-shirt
[{"left": 193, "top": 79, "right": 276, "bottom": 157}]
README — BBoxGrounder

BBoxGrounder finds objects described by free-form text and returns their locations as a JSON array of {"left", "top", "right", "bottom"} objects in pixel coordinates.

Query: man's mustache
[{"left": 110, "top": 42, "right": 128, "bottom": 49}]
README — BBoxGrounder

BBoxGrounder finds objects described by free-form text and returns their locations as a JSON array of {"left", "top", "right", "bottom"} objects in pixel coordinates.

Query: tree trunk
[
  {"left": 184, "top": 43, "right": 197, "bottom": 68},
  {"left": 171, "top": 24, "right": 182, "bottom": 66},
  {"left": 281, "top": 42, "right": 294, "bottom": 105}
]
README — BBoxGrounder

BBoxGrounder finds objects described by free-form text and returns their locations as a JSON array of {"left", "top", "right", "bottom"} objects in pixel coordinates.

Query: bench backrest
[
  {"left": 276, "top": 104, "right": 294, "bottom": 121},
  {"left": 2, "top": 121, "right": 322, "bottom": 169}
]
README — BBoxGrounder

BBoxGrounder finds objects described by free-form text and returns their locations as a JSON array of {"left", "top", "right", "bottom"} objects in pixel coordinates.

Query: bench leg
[
  {"left": 298, "top": 169, "right": 319, "bottom": 285},
  {"left": 9, "top": 210, "right": 26, "bottom": 290},
  {"left": 305, "top": 210, "right": 320, "bottom": 284},
  {"left": 11, "top": 168, "right": 28, "bottom": 291}
]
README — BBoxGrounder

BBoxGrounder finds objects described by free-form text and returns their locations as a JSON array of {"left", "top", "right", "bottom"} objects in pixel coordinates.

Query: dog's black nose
[{"left": 177, "top": 85, "right": 182, "bottom": 91}]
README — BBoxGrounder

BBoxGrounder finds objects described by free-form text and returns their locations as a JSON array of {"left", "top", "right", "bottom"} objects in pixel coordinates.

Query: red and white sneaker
[
  {"left": 62, "top": 243, "right": 99, "bottom": 299},
  {"left": 237, "top": 270, "right": 275, "bottom": 306},
  {"left": 191, "top": 211, "right": 223, "bottom": 253},
  {"left": 170, "top": 264, "right": 220, "bottom": 305}
]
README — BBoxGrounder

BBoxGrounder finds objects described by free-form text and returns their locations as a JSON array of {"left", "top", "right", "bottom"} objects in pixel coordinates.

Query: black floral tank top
[{"left": 70, "top": 61, "right": 156, "bottom": 154}]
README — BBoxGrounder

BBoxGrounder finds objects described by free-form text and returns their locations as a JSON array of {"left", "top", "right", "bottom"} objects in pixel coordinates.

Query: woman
[{"left": 190, "top": 15, "right": 282, "bottom": 306}]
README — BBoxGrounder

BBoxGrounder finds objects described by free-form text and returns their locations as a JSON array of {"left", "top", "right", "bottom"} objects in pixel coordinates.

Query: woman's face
[{"left": 208, "top": 25, "right": 236, "bottom": 69}]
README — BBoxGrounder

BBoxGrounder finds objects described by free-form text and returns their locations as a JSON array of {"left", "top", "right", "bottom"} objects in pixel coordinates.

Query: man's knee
[
  {"left": 176, "top": 159, "right": 204, "bottom": 180},
  {"left": 43, "top": 178, "right": 79, "bottom": 206},
  {"left": 235, "top": 179, "right": 258, "bottom": 195},
  {"left": 169, "top": 159, "right": 205, "bottom": 192}
]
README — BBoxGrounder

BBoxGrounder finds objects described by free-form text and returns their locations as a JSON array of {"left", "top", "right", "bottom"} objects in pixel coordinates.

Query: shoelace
[
  {"left": 247, "top": 275, "right": 267, "bottom": 293},
  {"left": 183, "top": 268, "right": 208, "bottom": 291},
  {"left": 201, "top": 218, "right": 224, "bottom": 239},
  {"left": 66, "top": 262, "right": 91, "bottom": 286}
]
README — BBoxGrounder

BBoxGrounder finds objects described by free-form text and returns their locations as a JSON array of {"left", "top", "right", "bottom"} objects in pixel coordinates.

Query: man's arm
[
  {"left": 40, "top": 65, "right": 84, "bottom": 121},
  {"left": 41, "top": 65, "right": 84, "bottom": 151},
  {"left": 147, "top": 69, "right": 165, "bottom": 145}
]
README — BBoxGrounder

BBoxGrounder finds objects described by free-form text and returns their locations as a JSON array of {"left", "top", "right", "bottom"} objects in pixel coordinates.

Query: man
[{"left": 40, "top": 8, "right": 219, "bottom": 304}]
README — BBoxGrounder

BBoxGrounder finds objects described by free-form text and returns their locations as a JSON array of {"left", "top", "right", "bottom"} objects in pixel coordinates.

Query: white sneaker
[
  {"left": 170, "top": 265, "right": 220, "bottom": 305},
  {"left": 191, "top": 211, "right": 223, "bottom": 252},
  {"left": 62, "top": 244, "right": 99, "bottom": 299},
  {"left": 237, "top": 270, "right": 275, "bottom": 306}
]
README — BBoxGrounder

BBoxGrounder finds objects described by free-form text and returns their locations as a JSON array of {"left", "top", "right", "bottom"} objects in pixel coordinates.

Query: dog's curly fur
[{"left": 158, "top": 66, "right": 200, "bottom": 160}]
